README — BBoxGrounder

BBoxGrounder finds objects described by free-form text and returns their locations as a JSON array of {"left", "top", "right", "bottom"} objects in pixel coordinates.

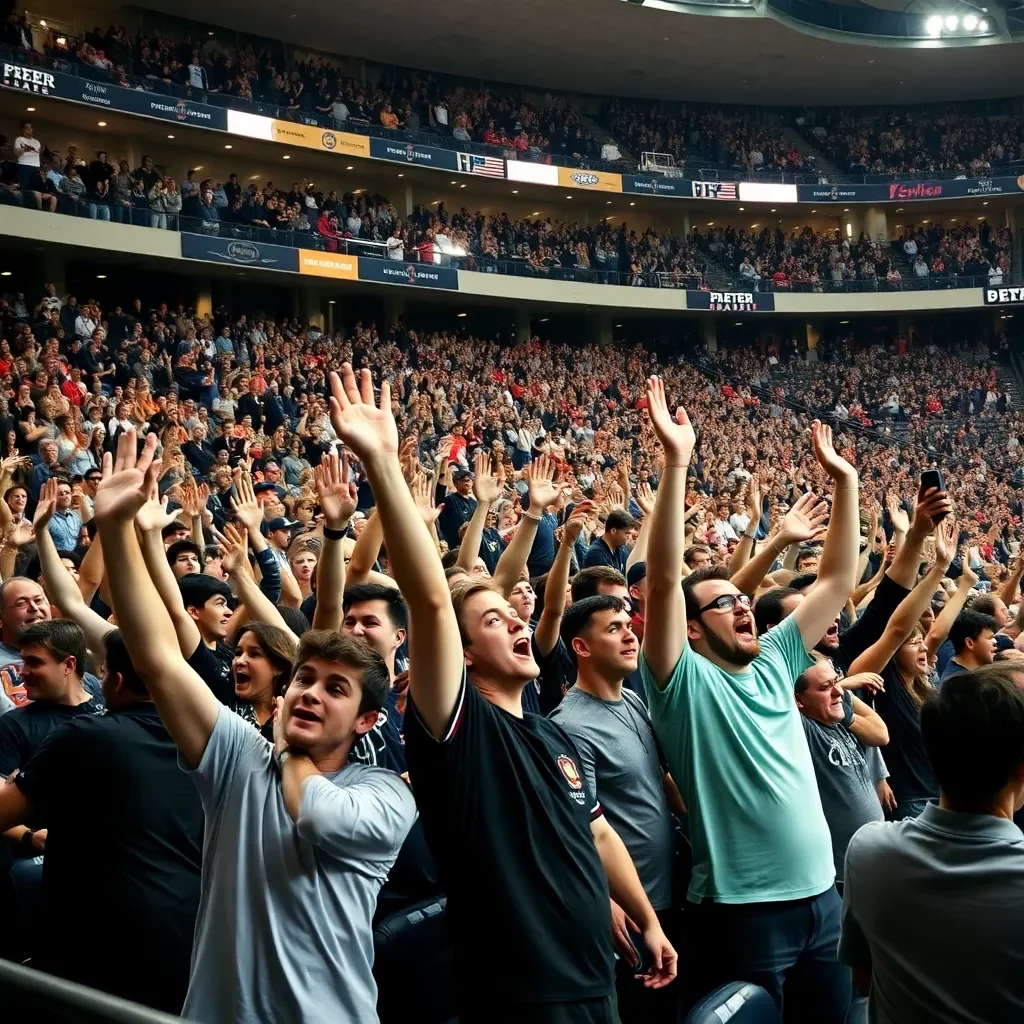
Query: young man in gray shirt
[
  {"left": 795, "top": 660, "right": 889, "bottom": 886},
  {"left": 841, "top": 666, "right": 1024, "bottom": 1023},
  {"left": 549, "top": 594, "right": 684, "bottom": 1023},
  {"left": 94, "top": 430, "right": 417, "bottom": 1024}
]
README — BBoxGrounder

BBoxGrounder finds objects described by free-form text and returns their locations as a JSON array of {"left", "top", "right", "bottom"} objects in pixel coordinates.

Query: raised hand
[
  {"left": 134, "top": 481, "right": 179, "bottom": 535},
  {"left": 564, "top": 499, "right": 595, "bottom": 543},
  {"left": 841, "top": 671, "right": 885, "bottom": 695},
  {"left": 216, "top": 521, "right": 249, "bottom": 576},
  {"left": 95, "top": 429, "right": 160, "bottom": 524},
  {"left": 886, "top": 492, "right": 910, "bottom": 535},
  {"left": 472, "top": 450, "right": 504, "bottom": 505},
  {"left": 745, "top": 473, "right": 763, "bottom": 523},
  {"left": 635, "top": 482, "right": 655, "bottom": 517},
  {"left": 328, "top": 363, "right": 399, "bottom": 462},
  {"left": 523, "top": 455, "right": 559, "bottom": 512},
  {"left": 933, "top": 518, "right": 958, "bottom": 568},
  {"left": 410, "top": 471, "right": 442, "bottom": 526},
  {"left": 684, "top": 497, "right": 705, "bottom": 523},
  {"left": 230, "top": 467, "right": 264, "bottom": 533},
  {"left": 645, "top": 376, "right": 695, "bottom": 465},
  {"left": 960, "top": 550, "right": 979, "bottom": 590},
  {"left": 778, "top": 491, "right": 829, "bottom": 545},
  {"left": 5, "top": 518, "right": 34, "bottom": 549},
  {"left": 33, "top": 477, "right": 59, "bottom": 532},
  {"left": 179, "top": 479, "right": 200, "bottom": 519},
  {"left": 811, "top": 420, "right": 854, "bottom": 480},
  {"left": 315, "top": 451, "right": 358, "bottom": 531},
  {"left": 911, "top": 484, "right": 952, "bottom": 531}
]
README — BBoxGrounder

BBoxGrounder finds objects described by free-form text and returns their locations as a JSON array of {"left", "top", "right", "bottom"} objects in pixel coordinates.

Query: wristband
[
  {"left": 522, "top": 512, "right": 543, "bottom": 523},
  {"left": 323, "top": 525, "right": 348, "bottom": 541}
]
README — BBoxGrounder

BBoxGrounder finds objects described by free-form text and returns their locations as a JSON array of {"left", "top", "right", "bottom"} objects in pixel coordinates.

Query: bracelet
[
  {"left": 522, "top": 512, "right": 543, "bottom": 522},
  {"left": 323, "top": 525, "right": 348, "bottom": 540},
  {"left": 743, "top": 531, "right": 757, "bottom": 540}
]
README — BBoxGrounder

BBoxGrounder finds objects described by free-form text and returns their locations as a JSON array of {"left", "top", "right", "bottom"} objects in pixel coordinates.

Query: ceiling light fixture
[
  {"left": 457, "top": 312, "right": 467, "bottom": 318},
  {"left": 26, "top": 106, "right": 35, "bottom": 112},
  {"left": 96, "top": 274, "right": 107, "bottom": 279},
  {"left": 926, "top": 14, "right": 943, "bottom": 34},
  {"left": 944, "top": 14, "right": 959, "bottom": 30},
  {"left": 167, "top": 134, "right": 175, "bottom": 139},
  {"left": 963, "top": 13, "right": 978, "bottom": 29},
  {"left": 97, "top": 121, "right": 107, "bottom": 127}
]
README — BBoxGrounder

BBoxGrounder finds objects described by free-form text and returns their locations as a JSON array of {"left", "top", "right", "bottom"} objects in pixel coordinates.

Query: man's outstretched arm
[
  {"left": 640, "top": 376, "right": 696, "bottom": 688},
  {"left": 329, "top": 366, "right": 463, "bottom": 740},
  {"left": 95, "top": 431, "right": 220, "bottom": 768}
]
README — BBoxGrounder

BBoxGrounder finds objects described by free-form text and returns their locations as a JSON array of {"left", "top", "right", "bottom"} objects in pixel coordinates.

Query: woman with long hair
[
  {"left": 231, "top": 622, "right": 296, "bottom": 738},
  {"left": 846, "top": 518, "right": 960, "bottom": 820}
]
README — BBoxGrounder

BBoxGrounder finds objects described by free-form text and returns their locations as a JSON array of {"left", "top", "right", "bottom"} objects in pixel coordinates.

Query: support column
[
  {"left": 1007, "top": 206, "right": 1022, "bottom": 286},
  {"left": 384, "top": 293, "right": 406, "bottom": 329},
  {"left": 590, "top": 309, "right": 613, "bottom": 347},
  {"left": 701, "top": 317, "right": 717, "bottom": 353},
  {"left": 196, "top": 284, "right": 212, "bottom": 319},
  {"left": 515, "top": 306, "right": 532, "bottom": 343},
  {"left": 863, "top": 206, "right": 888, "bottom": 244},
  {"left": 42, "top": 250, "right": 66, "bottom": 300},
  {"left": 300, "top": 288, "right": 324, "bottom": 330},
  {"left": 404, "top": 183, "right": 414, "bottom": 218}
]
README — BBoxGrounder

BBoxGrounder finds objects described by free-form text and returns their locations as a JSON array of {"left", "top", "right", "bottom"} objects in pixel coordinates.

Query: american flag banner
[
  {"left": 457, "top": 153, "right": 506, "bottom": 178},
  {"left": 691, "top": 180, "right": 737, "bottom": 200}
]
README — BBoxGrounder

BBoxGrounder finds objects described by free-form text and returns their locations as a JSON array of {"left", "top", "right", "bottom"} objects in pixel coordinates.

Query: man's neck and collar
[
  {"left": 471, "top": 671, "right": 526, "bottom": 718},
  {"left": 929, "top": 790, "right": 1023, "bottom": 835},
  {"left": 574, "top": 665, "right": 625, "bottom": 703},
  {"left": 54, "top": 677, "right": 93, "bottom": 708}
]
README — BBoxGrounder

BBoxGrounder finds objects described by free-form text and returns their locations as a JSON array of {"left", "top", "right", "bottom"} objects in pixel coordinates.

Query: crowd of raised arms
[
  {"left": 0, "top": 128, "right": 1014, "bottom": 294},
  {"left": 5, "top": 10, "right": 1024, "bottom": 181},
  {"left": 0, "top": 276, "right": 1021, "bottom": 1022}
]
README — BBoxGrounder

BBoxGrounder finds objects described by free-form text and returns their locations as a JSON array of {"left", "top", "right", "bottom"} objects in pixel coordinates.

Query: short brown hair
[
  {"left": 571, "top": 566, "right": 627, "bottom": 602},
  {"left": 21, "top": 619, "right": 86, "bottom": 677},
  {"left": 449, "top": 577, "right": 501, "bottom": 646},
  {"left": 682, "top": 565, "right": 732, "bottom": 620},
  {"left": 290, "top": 629, "right": 389, "bottom": 713}
]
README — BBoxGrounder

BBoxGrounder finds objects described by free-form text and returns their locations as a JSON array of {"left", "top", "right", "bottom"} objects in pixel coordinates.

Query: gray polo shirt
[
  {"left": 549, "top": 685, "right": 675, "bottom": 910},
  {"left": 182, "top": 706, "right": 417, "bottom": 1023},
  {"left": 801, "top": 692, "right": 885, "bottom": 881},
  {"left": 841, "top": 803, "right": 1024, "bottom": 1023}
]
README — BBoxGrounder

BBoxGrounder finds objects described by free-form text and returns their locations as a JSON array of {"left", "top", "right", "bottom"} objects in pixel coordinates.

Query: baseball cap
[
  {"left": 253, "top": 481, "right": 278, "bottom": 494},
  {"left": 267, "top": 516, "right": 299, "bottom": 532},
  {"left": 452, "top": 467, "right": 473, "bottom": 482},
  {"left": 626, "top": 561, "right": 647, "bottom": 588}
]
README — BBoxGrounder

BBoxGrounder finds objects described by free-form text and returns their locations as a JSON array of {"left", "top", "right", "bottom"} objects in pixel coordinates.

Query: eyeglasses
[{"left": 697, "top": 593, "right": 752, "bottom": 615}]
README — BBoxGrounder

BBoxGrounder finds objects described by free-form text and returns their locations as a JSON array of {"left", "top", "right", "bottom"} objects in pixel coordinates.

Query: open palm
[
  {"left": 645, "top": 376, "right": 695, "bottom": 463},
  {"left": 95, "top": 430, "right": 160, "bottom": 523},
  {"left": 315, "top": 452, "right": 358, "bottom": 530},
  {"left": 328, "top": 364, "right": 399, "bottom": 461},
  {"left": 780, "top": 492, "right": 829, "bottom": 544}
]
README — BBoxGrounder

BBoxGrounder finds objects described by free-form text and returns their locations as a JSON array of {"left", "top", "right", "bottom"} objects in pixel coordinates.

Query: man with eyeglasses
[{"left": 639, "top": 373, "right": 860, "bottom": 1023}]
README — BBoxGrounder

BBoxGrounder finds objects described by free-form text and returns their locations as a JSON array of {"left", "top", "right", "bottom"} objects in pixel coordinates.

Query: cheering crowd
[{"left": 0, "top": 271, "right": 1020, "bottom": 1022}]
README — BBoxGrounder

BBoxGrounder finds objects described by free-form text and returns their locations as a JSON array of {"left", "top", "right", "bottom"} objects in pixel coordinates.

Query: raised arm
[
  {"left": 219, "top": 522, "right": 298, "bottom": 642},
  {"left": 626, "top": 483, "right": 655, "bottom": 571},
  {"left": 640, "top": 376, "right": 696, "bottom": 688},
  {"left": 730, "top": 492, "right": 828, "bottom": 595},
  {"left": 329, "top": 365, "right": 463, "bottom": 740},
  {"left": 456, "top": 451, "right": 503, "bottom": 574},
  {"left": 492, "top": 457, "right": 560, "bottom": 599},
  {"left": 926, "top": 554, "right": 978, "bottom": 658},
  {"left": 886, "top": 488, "right": 951, "bottom": 589},
  {"left": 135, "top": 491, "right": 203, "bottom": 659},
  {"left": 311, "top": 451, "right": 356, "bottom": 632},
  {"left": 94, "top": 431, "right": 220, "bottom": 768},
  {"left": 34, "top": 478, "right": 114, "bottom": 655},
  {"left": 792, "top": 423, "right": 860, "bottom": 652},
  {"left": 727, "top": 473, "right": 763, "bottom": 578},
  {"left": 849, "top": 519, "right": 955, "bottom": 675},
  {"left": 76, "top": 527, "right": 105, "bottom": 605},
  {"left": 346, "top": 508, "right": 384, "bottom": 587},
  {"left": 998, "top": 554, "right": 1024, "bottom": 608},
  {"left": 535, "top": 501, "right": 594, "bottom": 657}
]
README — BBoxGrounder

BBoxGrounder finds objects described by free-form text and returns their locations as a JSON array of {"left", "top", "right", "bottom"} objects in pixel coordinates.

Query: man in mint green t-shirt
[{"left": 638, "top": 374, "right": 857, "bottom": 1023}]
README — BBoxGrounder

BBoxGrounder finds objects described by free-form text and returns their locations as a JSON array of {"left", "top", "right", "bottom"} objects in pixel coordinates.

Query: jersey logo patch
[{"left": 557, "top": 755, "right": 583, "bottom": 790}]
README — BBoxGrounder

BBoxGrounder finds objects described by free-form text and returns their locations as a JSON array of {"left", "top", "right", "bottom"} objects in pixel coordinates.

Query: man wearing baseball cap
[
  {"left": 437, "top": 466, "right": 476, "bottom": 551},
  {"left": 266, "top": 516, "right": 299, "bottom": 573}
]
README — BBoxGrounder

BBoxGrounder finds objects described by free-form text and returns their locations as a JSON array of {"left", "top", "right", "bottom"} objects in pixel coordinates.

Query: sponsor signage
[
  {"left": 687, "top": 290, "right": 775, "bottom": 312},
  {"left": 556, "top": 167, "right": 623, "bottom": 192},
  {"left": 797, "top": 176, "right": 1024, "bottom": 203},
  {"left": 180, "top": 234, "right": 299, "bottom": 272},
  {"left": 270, "top": 120, "right": 370, "bottom": 157},
  {"left": 984, "top": 286, "right": 1024, "bottom": 305},
  {"left": 298, "top": 249, "right": 360, "bottom": 280},
  {"left": 621, "top": 175, "right": 693, "bottom": 198},
  {"left": 369, "top": 137, "right": 459, "bottom": 171},
  {"left": 1, "top": 60, "right": 227, "bottom": 129},
  {"left": 506, "top": 161, "right": 559, "bottom": 186},
  {"left": 358, "top": 259, "right": 459, "bottom": 290}
]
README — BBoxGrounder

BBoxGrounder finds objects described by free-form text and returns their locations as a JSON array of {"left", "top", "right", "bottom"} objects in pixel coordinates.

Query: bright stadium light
[
  {"left": 963, "top": 13, "right": 978, "bottom": 29},
  {"left": 926, "top": 14, "right": 943, "bottom": 34},
  {"left": 944, "top": 14, "right": 959, "bottom": 29},
  {"left": 979, "top": 18, "right": 989, "bottom": 30}
]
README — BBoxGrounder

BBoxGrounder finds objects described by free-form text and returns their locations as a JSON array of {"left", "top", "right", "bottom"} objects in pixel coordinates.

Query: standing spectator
[
  {"left": 13, "top": 121, "right": 41, "bottom": 191},
  {"left": 840, "top": 667, "right": 1024, "bottom": 1022}
]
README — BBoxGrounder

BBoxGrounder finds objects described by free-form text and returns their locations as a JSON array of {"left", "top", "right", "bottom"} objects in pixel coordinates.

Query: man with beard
[{"left": 640, "top": 373, "right": 860, "bottom": 1024}]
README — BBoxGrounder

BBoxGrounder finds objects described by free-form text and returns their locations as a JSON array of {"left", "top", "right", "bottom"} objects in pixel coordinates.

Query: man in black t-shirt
[
  {"left": 328, "top": 364, "right": 677, "bottom": 1023},
  {"left": 0, "top": 631, "right": 202, "bottom": 1013}
]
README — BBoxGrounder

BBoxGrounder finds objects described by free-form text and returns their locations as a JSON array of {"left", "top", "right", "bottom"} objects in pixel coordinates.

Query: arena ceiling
[{"left": 144, "top": 0, "right": 1024, "bottom": 106}]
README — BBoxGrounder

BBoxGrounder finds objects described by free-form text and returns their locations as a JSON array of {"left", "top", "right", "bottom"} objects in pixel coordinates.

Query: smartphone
[{"left": 920, "top": 469, "right": 947, "bottom": 521}]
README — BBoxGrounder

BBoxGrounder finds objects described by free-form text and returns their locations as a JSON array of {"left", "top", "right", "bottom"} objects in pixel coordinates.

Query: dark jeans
[
  {"left": 615, "top": 906, "right": 680, "bottom": 1024},
  {"left": 684, "top": 886, "right": 851, "bottom": 1024},
  {"left": 462, "top": 993, "right": 618, "bottom": 1024}
]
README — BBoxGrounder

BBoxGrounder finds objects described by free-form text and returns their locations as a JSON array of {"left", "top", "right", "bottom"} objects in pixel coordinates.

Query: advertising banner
[
  {"left": 556, "top": 167, "right": 623, "bottom": 192},
  {"left": 691, "top": 180, "right": 738, "bottom": 200},
  {"left": 358, "top": 259, "right": 459, "bottom": 290},
  {"left": 298, "top": 250, "right": 360, "bottom": 280},
  {"left": 983, "top": 286, "right": 1024, "bottom": 305},
  {"left": 687, "top": 290, "right": 775, "bottom": 312},
  {"left": 621, "top": 175, "right": 695, "bottom": 198},
  {"left": 1, "top": 60, "right": 227, "bottom": 130},
  {"left": 180, "top": 234, "right": 299, "bottom": 273},
  {"left": 269, "top": 120, "right": 370, "bottom": 157},
  {"left": 369, "top": 137, "right": 459, "bottom": 171},
  {"left": 798, "top": 176, "right": 1024, "bottom": 204}
]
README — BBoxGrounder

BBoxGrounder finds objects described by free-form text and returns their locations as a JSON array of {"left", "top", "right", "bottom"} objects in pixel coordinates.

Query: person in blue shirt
[
  {"left": 583, "top": 508, "right": 637, "bottom": 572},
  {"left": 639, "top": 374, "right": 860, "bottom": 1022},
  {"left": 436, "top": 468, "right": 477, "bottom": 551},
  {"left": 45, "top": 480, "right": 83, "bottom": 553}
]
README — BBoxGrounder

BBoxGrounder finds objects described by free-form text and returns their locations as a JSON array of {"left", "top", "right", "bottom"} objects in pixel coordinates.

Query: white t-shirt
[
  {"left": 386, "top": 236, "right": 404, "bottom": 260},
  {"left": 15, "top": 136, "right": 41, "bottom": 167}
]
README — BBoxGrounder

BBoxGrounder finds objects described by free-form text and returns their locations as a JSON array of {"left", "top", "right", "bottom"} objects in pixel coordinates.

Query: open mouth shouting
[
  {"left": 512, "top": 636, "right": 532, "bottom": 658},
  {"left": 290, "top": 705, "right": 322, "bottom": 726}
]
